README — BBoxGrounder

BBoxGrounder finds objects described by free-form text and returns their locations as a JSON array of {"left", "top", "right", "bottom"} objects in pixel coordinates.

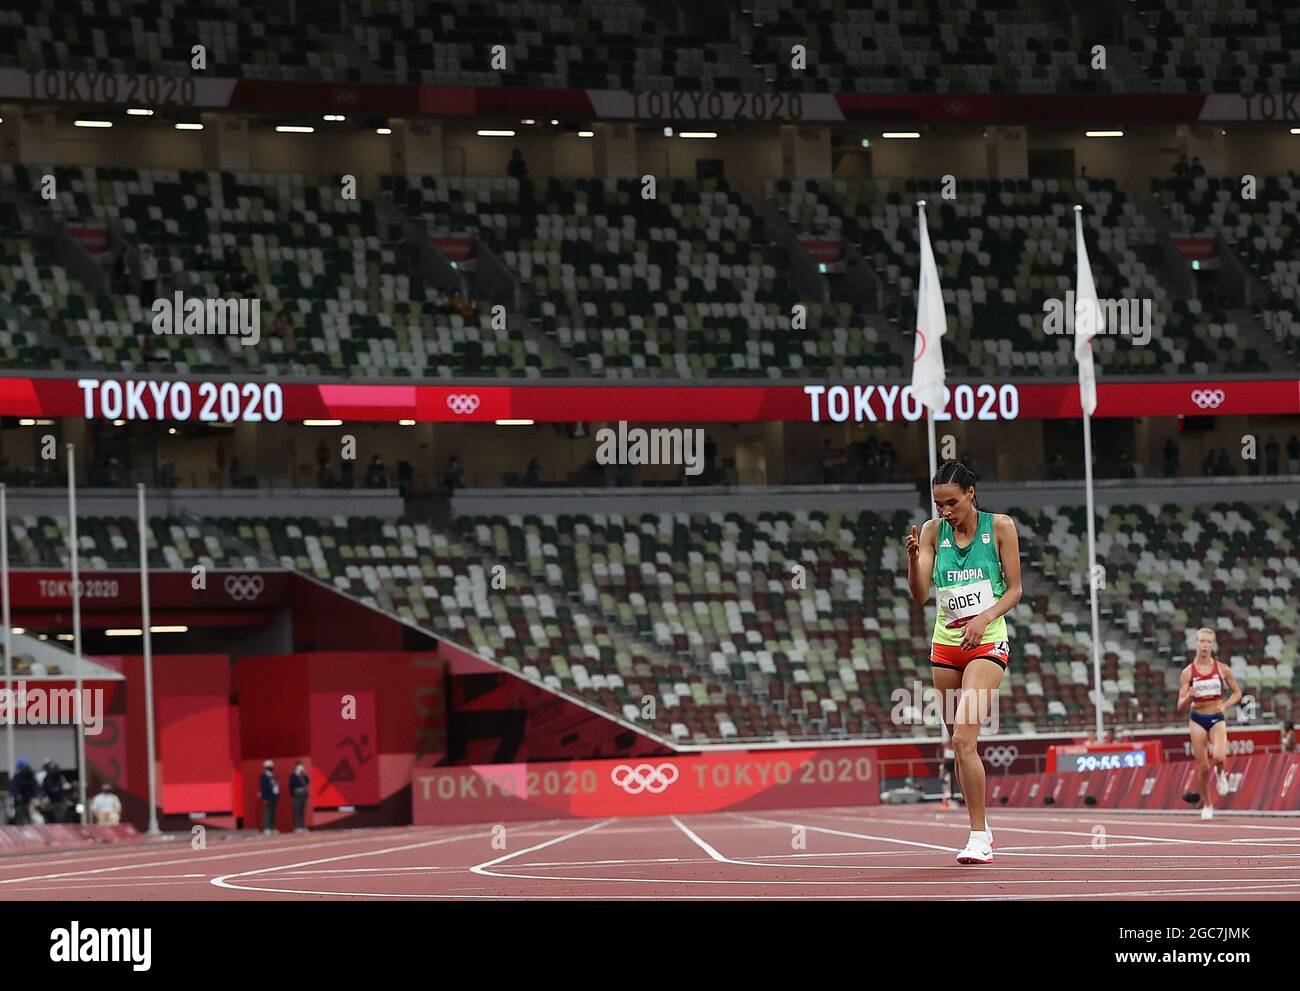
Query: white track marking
[
  {"left": 211, "top": 830, "right": 490, "bottom": 895},
  {"left": 669, "top": 817, "right": 728, "bottom": 861},
  {"left": 0, "top": 834, "right": 425, "bottom": 886},
  {"left": 800, "top": 809, "right": 1294, "bottom": 849},
  {"left": 724, "top": 812, "right": 957, "bottom": 854},
  {"left": 471, "top": 818, "right": 613, "bottom": 876}
]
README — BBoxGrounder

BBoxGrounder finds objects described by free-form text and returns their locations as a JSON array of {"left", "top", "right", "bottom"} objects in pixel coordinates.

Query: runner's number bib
[{"left": 939, "top": 579, "right": 995, "bottom": 628}]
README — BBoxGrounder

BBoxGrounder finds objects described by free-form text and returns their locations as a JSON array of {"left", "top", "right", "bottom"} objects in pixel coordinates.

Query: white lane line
[
  {"left": 211, "top": 830, "right": 490, "bottom": 896},
  {"left": 471, "top": 819, "right": 613, "bottom": 876},
  {"left": 0, "top": 834, "right": 431, "bottom": 886},
  {"left": 669, "top": 817, "right": 728, "bottom": 861},
  {"left": 210, "top": 818, "right": 588, "bottom": 898},
  {"left": 522, "top": 857, "right": 684, "bottom": 867},
  {"left": 800, "top": 809, "right": 1291, "bottom": 849},
  {"left": 730, "top": 812, "right": 957, "bottom": 854}
]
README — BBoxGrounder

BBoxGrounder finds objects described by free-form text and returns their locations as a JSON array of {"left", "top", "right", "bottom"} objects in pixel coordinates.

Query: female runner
[
  {"left": 906, "top": 461, "right": 1022, "bottom": 863},
  {"left": 1176, "top": 627, "right": 1242, "bottom": 820}
]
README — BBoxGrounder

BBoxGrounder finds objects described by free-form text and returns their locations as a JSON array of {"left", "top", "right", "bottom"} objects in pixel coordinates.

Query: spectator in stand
[
  {"left": 444, "top": 456, "right": 465, "bottom": 495},
  {"left": 1283, "top": 724, "right": 1297, "bottom": 754},
  {"left": 90, "top": 782, "right": 122, "bottom": 824},
  {"left": 365, "top": 455, "right": 388, "bottom": 488},
  {"left": 259, "top": 760, "right": 280, "bottom": 835},
  {"left": 1189, "top": 156, "right": 1206, "bottom": 179},
  {"left": 111, "top": 249, "right": 130, "bottom": 294},
  {"left": 820, "top": 439, "right": 839, "bottom": 483},
  {"left": 1286, "top": 434, "right": 1299, "bottom": 474},
  {"left": 274, "top": 309, "right": 296, "bottom": 352},
  {"left": 1203, "top": 448, "right": 1217, "bottom": 476},
  {"left": 448, "top": 290, "right": 477, "bottom": 319},
  {"left": 1173, "top": 153, "right": 1189, "bottom": 180},
  {"left": 1117, "top": 451, "right": 1137, "bottom": 479},
  {"left": 1162, "top": 437, "right": 1180, "bottom": 477},
  {"left": 1263, "top": 436, "right": 1284, "bottom": 475},
  {"left": 8, "top": 758, "right": 37, "bottom": 825},
  {"left": 41, "top": 760, "right": 68, "bottom": 823},
  {"left": 1046, "top": 451, "right": 1065, "bottom": 480},
  {"left": 524, "top": 457, "right": 541, "bottom": 487},
  {"left": 107, "top": 457, "right": 124, "bottom": 487},
  {"left": 1214, "top": 449, "right": 1233, "bottom": 476},
  {"left": 880, "top": 441, "right": 898, "bottom": 479},
  {"left": 339, "top": 458, "right": 354, "bottom": 489},
  {"left": 289, "top": 762, "right": 310, "bottom": 834},
  {"left": 316, "top": 440, "right": 330, "bottom": 474},
  {"left": 862, "top": 437, "right": 881, "bottom": 481},
  {"left": 157, "top": 455, "right": 177, "bottom": 489},
  {"left": 509, "top": 148, "right": 535, "bottom": 209},
  {"left": 138, "top": 245, "right": 159, "bottom": 300}
]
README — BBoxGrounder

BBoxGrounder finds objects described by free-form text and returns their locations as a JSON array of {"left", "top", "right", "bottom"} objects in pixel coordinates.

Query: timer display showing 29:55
[{"left": 1062, "top": 751, "right": 1148, "bottom": 772}]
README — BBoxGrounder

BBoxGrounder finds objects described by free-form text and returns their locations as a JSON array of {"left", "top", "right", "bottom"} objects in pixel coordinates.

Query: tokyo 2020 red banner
[
  {"left": 412, "top": 747, "right": 879, "bottom": 824},
  {"left": 3, "top": 71, "right": 1286, "bottom": 124},
  {"left": 3, "top": 375, "right": 1295, "bottom": 424}
]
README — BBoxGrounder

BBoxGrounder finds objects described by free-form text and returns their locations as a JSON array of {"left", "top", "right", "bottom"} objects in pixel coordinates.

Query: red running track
[{"left": 1, "top": 805, "right": 1298, "bottom": 901}]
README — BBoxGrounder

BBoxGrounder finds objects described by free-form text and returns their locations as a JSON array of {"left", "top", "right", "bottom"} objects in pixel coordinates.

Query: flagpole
[
  {"left": 926, "top": 411, "right": 938, "bottom": 517},
  {"left": 1082, "top": 407, "right": 1104, "bottom": 738},
  {"left": 67, "top": 444, "right": 88, "bottom": 820},
  {"left": 916, "top": 199, "right": 941, "bottom": 517},
  {"left": 1, "top": 484, "right": 14, "bottom": 796},
  {"left": 1074, "top": 205, "right": 1105, "bottom": 739},
  {"left": 137, "top": 483, "right": 160, "bottom": 835}
]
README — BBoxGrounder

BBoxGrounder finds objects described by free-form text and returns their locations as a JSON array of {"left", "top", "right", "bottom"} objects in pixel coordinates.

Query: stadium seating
[
  {"left": 1154, "top": 173, "right": 1300, "bottom": 366},
  {"left": 1017, "top": 501, "right": 1300, "bottom": 719},
  {"left": 388, "top": 174, "right": 900, "bottom": 378},
  {"left": 4, "top": 0, "right": 1297, "bottom": 95},
  {"left": 9, "top": 165, "right": 1271, "bottom": 380},
  {"left": 0, "top": 0, "right": 354, "bottom": 80},
  {"left": 7, "top": 503, "right": 1295, "bottom": 740},
  {"left": 1128, "top": 0, "right": 1300, "bottom": 92},
  {"left": 770, "top": 175, "right": 1269, "bottom": 374}
]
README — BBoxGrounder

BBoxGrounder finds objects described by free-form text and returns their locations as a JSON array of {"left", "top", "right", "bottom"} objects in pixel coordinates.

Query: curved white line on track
[
  {"left": 210, "top": 830, "right": 489, "bottom": 897},
  {"left": 0, "top": 832, "right": 442, "bottom": 886}
]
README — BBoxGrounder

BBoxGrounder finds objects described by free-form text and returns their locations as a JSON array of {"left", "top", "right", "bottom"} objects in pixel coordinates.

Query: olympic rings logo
[
  {"left": 1190, "top": 388, "right": 1225, "bottom": 409},
  {"left": 982, "top": 745, "right": 1019, "bottom": 769},
  {"left": 446, "top": 393, "right": 481, "bottom": 415},
  {"left": 610, "top": 763, "right": 680, "bottom": 795},
  {"left": 223, "top": 574, "right": 265, "bottom": 601}
]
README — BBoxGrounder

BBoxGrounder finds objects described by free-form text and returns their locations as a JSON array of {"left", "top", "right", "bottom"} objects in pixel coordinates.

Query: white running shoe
[
  {"left": 1201, "top": 806, "right": 1214, "bottom": 821},
  {"left": 956, "top": 832, "right": 994, "bottom": 864},
  {"left": 1216, "top": 769, "right": 1230, "bottom": 796}
]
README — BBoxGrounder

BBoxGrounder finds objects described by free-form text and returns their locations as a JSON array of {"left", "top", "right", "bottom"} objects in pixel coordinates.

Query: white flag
[
  {"left": 911, "top": 203, "right": 948, "bottom": 413},
  {"left": 1074, "top": 206, "right": 1104, "bottom": 417}
]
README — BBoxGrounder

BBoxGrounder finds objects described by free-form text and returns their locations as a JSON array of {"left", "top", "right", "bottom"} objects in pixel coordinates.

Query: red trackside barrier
[{"left": 986, "top": 754, "right": 1300, "bottom": 812}]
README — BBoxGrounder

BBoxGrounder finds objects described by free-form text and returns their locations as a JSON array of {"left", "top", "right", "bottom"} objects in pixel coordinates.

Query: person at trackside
[
  {"left": 259, "top": 760, "right": 280, "bottom": 835},
  {"left": 290, "top": 762, "right": 310, "bottom": 833}
]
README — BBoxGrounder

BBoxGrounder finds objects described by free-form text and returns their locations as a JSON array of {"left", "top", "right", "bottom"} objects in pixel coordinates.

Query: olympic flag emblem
[
  {"left": 1190, "top": 388, "right": 1225, "bottom": 410},
  {"left": 446, "top": 393, "right": 481, "bottom": 415},
  {"left": 610, "top": 762, "right": 680, "bottom": 795},
  {"left": 223, "top": 574, "right": 265, "bottom": 601}
]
